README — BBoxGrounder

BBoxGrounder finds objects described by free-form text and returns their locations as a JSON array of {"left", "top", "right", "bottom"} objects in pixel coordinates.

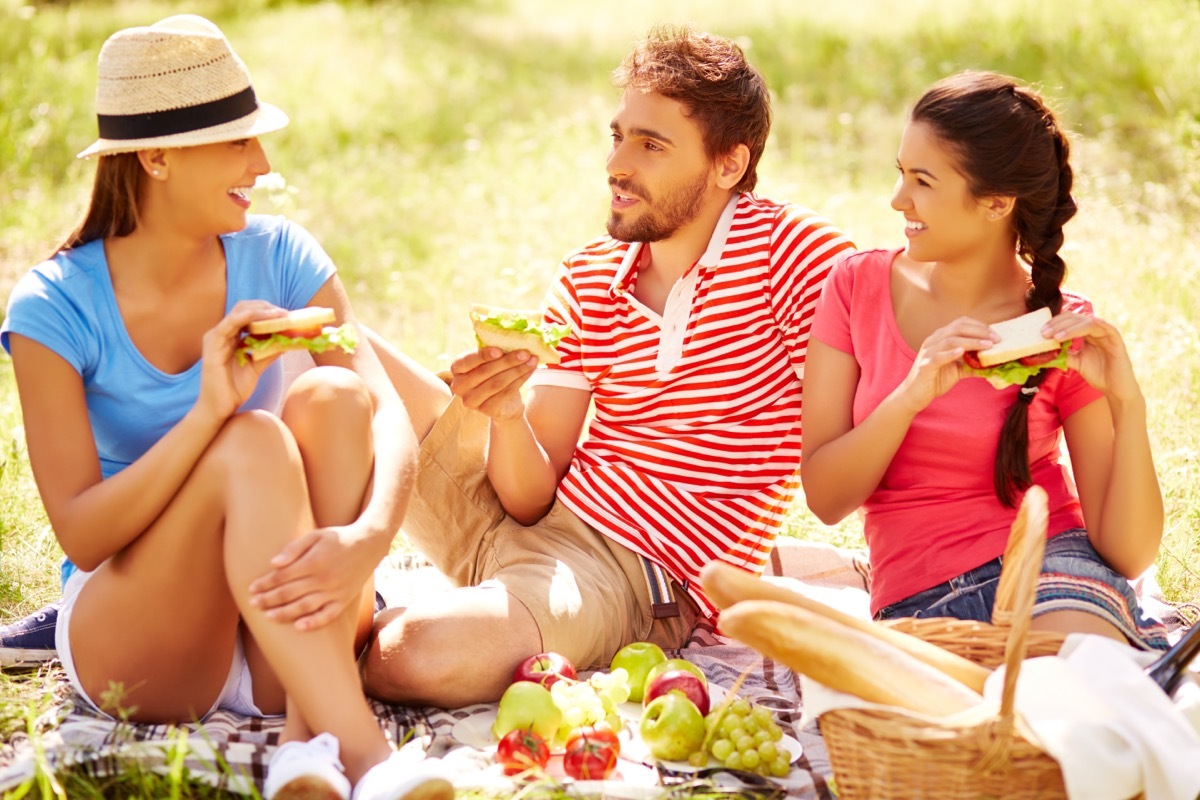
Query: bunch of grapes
[
  {"left": 701, "top": 698, "right": 790, "bottom": 778},
  {"left": 549, "top": 667, "right": 631, "bottom": 745}
]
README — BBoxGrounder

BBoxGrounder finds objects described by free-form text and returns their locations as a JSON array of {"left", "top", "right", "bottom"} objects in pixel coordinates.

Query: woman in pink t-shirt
[{"left": 802, "top": 71, "right": 1167, "bottom": 649}]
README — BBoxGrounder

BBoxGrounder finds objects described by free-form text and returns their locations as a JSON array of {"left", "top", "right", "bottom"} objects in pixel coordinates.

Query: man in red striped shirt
[{"left": 363, "top": 26, "right": 855, "bottom": 707}]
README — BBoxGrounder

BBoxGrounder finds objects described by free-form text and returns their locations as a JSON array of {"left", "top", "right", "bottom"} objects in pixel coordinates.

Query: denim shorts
[{"left": 874, "top": 529, "right": 1169, "bottom": 651}]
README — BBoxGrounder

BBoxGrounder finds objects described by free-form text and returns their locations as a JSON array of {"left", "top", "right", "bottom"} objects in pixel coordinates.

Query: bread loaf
[
  {"left": 701, "top": 561, "right": 991, "bottom": 692},
  {"left": 719, "top": 600, "right": 985, "bottom": 716}
]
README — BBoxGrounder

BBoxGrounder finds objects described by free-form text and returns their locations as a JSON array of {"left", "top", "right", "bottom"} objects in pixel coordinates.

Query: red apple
[
  {"left": 643, "top": 669, "right": 710, "bottom": 716},
  {"left": 511, "top": 651, "right": 577, "bottom": 688}
]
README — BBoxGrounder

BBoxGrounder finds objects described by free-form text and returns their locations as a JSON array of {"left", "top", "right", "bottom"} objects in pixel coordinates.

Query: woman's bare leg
[
  {"left": 70, "top": 408, "right": 391, "bottom": 783},
  {"left": 1033, "top": 608, "right": 1129, "bottom": 644}
]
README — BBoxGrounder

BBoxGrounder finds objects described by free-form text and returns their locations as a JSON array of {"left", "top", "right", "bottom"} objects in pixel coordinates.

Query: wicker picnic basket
[
  {"left": 818, "top": 487, "right": 1071, "bottom": 799},
  {"left": 878, "top": 488, "right": 1068, "bottom": 668}
]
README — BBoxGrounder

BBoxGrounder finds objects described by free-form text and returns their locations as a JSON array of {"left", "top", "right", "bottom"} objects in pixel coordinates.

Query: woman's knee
[
  {"left": 282, "top": 366, "right": 372, "bottom": 441},
  {"left": 206, "top": 410, "right": 301, "bottom": 478}
]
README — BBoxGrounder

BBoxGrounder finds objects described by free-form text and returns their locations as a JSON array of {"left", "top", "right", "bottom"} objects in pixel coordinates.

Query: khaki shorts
[{"left": 401, "top": 398, "right": 700, "bottom": 670}]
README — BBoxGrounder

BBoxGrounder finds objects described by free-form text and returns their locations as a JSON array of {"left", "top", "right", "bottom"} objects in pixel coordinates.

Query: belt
[{"left": 640, "top": 556, "right": 682, "bottom": 619}]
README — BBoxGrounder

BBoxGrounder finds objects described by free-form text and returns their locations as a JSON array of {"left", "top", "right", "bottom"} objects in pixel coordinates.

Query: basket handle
[
  {"left": 996, "top": 485, "right": 1049, "bottom": 723},
  {"left": 991, "top": 484, "right": 1049, "bottom": 627}
]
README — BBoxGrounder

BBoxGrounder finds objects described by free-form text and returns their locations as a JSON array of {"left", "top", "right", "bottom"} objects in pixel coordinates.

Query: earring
[
  {"left": 152, "top": 170, "right": 159, "bottom": 176},
  {"left": 989, "top": 212, "right": 998, "bottom": 220}
]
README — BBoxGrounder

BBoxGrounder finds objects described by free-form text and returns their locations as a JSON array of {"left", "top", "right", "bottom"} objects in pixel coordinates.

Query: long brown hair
[
  {"left": 612, "top": 25, "right": 770, "bottom": 194},
  {"left": 911, "top": 71, "right": 1077, "bottom": 506},
  {"left": 57, "top": 153, "right": 144, "bottom": 253}
]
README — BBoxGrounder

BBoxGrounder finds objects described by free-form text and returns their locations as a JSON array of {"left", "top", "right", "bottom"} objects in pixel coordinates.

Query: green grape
[
  {"left": 720, "top": 715, "right": 742, "bottom": 737},
  {"left": 757, "top": 741, "right": 778, "bottom": 762},
  {"left": 735, "top": 734, "right": 755, "bottom": 754},
  {"left": 768, "top": 722, "right": 784, "bottom": 742},
  {"left": 741, "top": 716, "right": 760, "bottom": 736},
  {"left": 725, "top": 752, "right": 743, "bottom": 771},
  {"left": 563, "top": 705, "right": 586, "bottom": 728},
  {"left": 740, "top": 749, "right": 761, "bottom": 770},
  {"left": 710, "top": 738, "right": 734, "bottom": 761},
  {"left": 727, "top": 726, "right": 748, "bottom": 744},
  {"left": 754, "top": 728, "right": 773, "bottom": 746},
  {"left": 731, "top": 698, "right": 752, "bottom": 717},
  {"left": 751, "top": 705, "right": 774, "bottom": 727},
  {"left": 769, "top": 756, "right": 790, "bottom": 778}
]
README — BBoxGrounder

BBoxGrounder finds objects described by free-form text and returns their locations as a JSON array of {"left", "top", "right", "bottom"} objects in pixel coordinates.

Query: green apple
[
  {"left": 639, "top": 692, "right": 706, "bottom": 762},
  {"left": 643, "top": 657, "right": 706, "bottom": 697},
  {"left": 609, "top": 641, "right": 667, "bottom": 703},
  {"left": 492, "top": 681, "right": 562, "bottom": 743}
]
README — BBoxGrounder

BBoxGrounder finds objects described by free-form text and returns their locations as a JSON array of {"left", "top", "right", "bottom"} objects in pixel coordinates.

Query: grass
[{"left": 1, "top": 0, "right": 1199, "bottom": 795}]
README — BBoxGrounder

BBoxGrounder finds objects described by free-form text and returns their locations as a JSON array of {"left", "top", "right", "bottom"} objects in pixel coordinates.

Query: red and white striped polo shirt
[{"left": 530, "top": 194, "right": 855, "bottom": 616}]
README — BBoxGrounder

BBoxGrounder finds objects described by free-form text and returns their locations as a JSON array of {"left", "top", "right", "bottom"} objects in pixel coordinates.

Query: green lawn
[{"left": 2, "top": 0, "right": 1199, "bottom": 795}]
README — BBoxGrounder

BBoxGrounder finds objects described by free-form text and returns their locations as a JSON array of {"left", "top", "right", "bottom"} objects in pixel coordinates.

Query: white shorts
[{"left": 56, "top": 568, "right": 267, "bottom": 720}]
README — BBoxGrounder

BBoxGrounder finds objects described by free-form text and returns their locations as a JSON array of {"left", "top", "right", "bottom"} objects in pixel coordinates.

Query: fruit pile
[
  {"left": 492, "top": 651, "right": 629, "bottom": 779},
  {"left": 490, "top": 641, "right": 795, "bottom": 781}
]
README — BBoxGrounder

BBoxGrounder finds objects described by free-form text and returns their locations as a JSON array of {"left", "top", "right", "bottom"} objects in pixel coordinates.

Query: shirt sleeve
[
  {"left": 275, "top": 219, "right": 337, "bottom": 308},
  {"left": 1054, "top": 293, "right": 1105, "bottom": 418},
  {"left": 767, "top": 206, "right": 856, "bottom": 375},
  {"left": 1, "top": 266, "right": 97, "bottom": 374},
  {"left": 528, "top": 256, "right": 591, "bottom": 391},
  {"left": 810, "top": 253, "right": 860, "bottom": 356}
]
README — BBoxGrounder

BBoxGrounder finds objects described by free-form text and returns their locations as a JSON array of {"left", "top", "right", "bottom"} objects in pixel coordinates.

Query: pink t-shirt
[{"left": 811, "top": 248, "right": 1104, "bottom": 614}]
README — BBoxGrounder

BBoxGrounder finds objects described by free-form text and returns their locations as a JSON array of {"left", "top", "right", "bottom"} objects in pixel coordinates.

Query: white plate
[
  {"left": 451, "top": 709, "right": 504, "bottom": 751},
  {"left": 623, "top": 729, "right": 803, "bottom": 774},
  {"left": 451, "top": 709, "right": 635, "bottom": 753}
]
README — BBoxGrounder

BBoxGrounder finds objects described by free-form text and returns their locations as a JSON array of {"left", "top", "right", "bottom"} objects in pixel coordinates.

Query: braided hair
[{"left": 911, "top": 72, "right": 1077, "bottom": 506}]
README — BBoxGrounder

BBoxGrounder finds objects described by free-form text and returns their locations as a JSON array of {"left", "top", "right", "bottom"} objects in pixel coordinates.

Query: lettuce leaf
[
  {"left": 475, "top": 310, "right": 571, "bottom": 349},
  {"left": 963, "top": 341, "right": 1069, "bottom": 388},
  {"left": 236, "top": 323, "right": 359, "bottom": 366}
]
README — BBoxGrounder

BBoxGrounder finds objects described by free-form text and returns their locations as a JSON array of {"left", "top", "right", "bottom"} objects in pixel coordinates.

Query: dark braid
[{"left": 912, "top": 73, "right": 1077, "bottom": 506}]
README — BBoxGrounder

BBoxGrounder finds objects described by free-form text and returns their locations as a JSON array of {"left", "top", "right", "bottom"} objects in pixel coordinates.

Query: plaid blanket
[{"left": 1, "top": 540, "right": 1190, "bottom": 798}]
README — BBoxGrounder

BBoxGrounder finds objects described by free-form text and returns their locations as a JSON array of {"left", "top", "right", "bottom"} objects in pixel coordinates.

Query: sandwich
[
  {"left": 469, "top": 303, "right": 570, "bottom": 365},
  {"left": 962, "top": 307, "right": 1069, "bottom": 389},
  {"left": 237, "top": 306, "right": 359, "bottom": 365}
]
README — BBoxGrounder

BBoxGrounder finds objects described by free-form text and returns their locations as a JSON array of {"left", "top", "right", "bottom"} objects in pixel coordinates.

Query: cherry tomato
[
  {"left": 563, "top": 725, "right": 620, "bottom": 780},
  {"left": 496, "top": 728, "right": 550, "bottom": 777}
]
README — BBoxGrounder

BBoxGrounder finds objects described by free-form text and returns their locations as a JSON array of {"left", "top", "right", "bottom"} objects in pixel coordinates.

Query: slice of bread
[
  {"left": 247, "top": 306, "right": 335, "bottom": 336},
  {"left": 976, "top": 307, "right": 1057, "bottom": 367}
]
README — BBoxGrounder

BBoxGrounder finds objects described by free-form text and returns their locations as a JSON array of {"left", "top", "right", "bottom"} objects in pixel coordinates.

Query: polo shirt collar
[{"left": 610, "top": 193, "right": 743, "bottom": 296}]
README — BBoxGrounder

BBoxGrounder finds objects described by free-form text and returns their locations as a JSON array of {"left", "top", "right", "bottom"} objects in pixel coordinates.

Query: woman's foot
[
  {"left": 352, "top": 751, "right": 454, "bottom": 800},
  {"left": 265, "top": 732, "right": 352, "bottom": 800}
]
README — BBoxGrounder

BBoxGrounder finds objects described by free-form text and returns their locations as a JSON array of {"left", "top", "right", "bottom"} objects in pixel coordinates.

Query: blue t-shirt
[{"left": 1, "top": 215, "right": 336, "bottom": 585}]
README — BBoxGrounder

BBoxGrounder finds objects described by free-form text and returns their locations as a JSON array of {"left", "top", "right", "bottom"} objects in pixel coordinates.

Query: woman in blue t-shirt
[{"left": 0, "top": 15, "right": 449, "bottom": 800}]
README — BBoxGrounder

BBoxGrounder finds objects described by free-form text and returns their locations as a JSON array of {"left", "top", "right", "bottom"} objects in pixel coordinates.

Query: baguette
[
  {"left": 701, "top": 561, "right": 991, "bottom": 692},
  {"left": 720, "top": 600, "right": 984, "bottom": 717}
]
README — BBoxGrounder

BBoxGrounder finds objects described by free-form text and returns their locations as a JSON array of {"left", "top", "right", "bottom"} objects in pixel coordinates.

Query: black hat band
[{"left": 96, "top": 85, "right": 258, "bottom": 141}]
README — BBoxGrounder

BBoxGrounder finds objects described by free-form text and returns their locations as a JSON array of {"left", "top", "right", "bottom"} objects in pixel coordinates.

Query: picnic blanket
[{"left": 0, "top": 540, "right": 1191, "bottom": 798}]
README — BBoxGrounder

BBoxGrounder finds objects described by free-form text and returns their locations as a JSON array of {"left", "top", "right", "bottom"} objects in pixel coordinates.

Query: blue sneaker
[{"left": 0, "top": 602, "right": 59, "bottom": 668}]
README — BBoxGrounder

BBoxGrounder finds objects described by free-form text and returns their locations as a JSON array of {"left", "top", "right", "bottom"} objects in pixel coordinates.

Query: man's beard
[{"left": 606, "top": 171, "right": 708, "bottom": 243}]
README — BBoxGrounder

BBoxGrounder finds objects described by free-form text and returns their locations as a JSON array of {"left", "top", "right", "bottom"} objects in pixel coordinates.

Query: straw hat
[{"left": 77, "top": 14, "right": 289, "bottom": 159}]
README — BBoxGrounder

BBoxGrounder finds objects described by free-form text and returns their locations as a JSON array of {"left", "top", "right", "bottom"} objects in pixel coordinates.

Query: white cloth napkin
[{"left": 984, "top": 634, "right": 1200, "bottom": 800}]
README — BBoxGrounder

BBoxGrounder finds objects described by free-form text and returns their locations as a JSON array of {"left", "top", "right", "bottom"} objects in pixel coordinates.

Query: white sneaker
[
  {"left": 265, "top": 732, "right": 352, "bottom": 800},
  {"left": 352, "top": 752, "right": 454, "bottom": 800}
]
